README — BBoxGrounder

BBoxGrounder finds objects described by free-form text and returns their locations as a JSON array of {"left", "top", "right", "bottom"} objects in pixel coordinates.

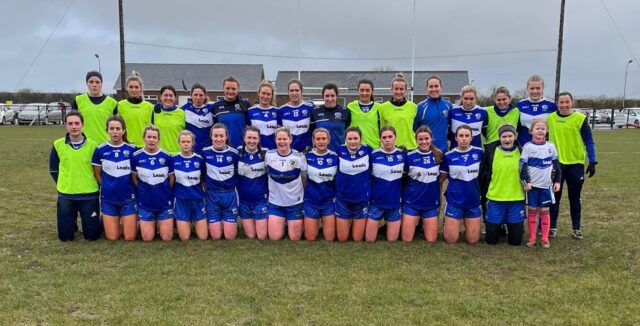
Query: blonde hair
[
  {"left": 526, "top": 75, "right": 545, "bottom": 88},
  {"left": 391, "top": 72, "right": 408, "bottom": 89},
  {"left": 257, "top": 80, "right": 276, "bottom": 106},
  {"left": 275, "top": 126, "right": 292, "bottom": 140},
  {"left": 529, "top": 118, "right": 548, "bottom": 134},
  {"left": 178, "top": 130, "right": 196, "bottom": 143},
  {"left": 493, "top": 86, "right": 511, "bottom": 98},
  {"left": 126, "top": 71, "right": 144, "bottom": 96},
  {"left": 460, "top": 85, "right": 477, "bottom": 98}
]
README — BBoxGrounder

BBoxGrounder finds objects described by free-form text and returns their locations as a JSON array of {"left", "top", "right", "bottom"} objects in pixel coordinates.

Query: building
[
  {"left": 112, "top": 63, "right": 265, "bottom": 105},
  {"left": 274, "top": 70, "right": 469, "bottom": 106}
]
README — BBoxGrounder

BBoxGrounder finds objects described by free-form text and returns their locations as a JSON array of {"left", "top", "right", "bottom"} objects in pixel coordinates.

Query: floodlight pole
[
  {"left": 94, "top": 54, "right": 101, "bottom": 74},
  {"left": 118, "top": 0, "right": 126, "bottom": 99},
  {"left": 554, "top": 0, "right": 566, "bottom": 101},
  {"left": 622, "top": 59, "right": 633, "bottom": 128},
  {"left": 410, "top": 0, "right": 416, "bottom": 102}
]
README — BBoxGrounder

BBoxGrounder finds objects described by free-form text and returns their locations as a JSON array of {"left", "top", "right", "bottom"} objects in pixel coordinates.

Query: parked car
[
  {"left": 621, "top": 108, "right": 640, "bottom": 125},
  {"left": 598, "top": 109, "right": 616, "bottom": 123},
  {"left": 17, "top": 103, "right": 48, "bottom": 125},
  {"left": 0, "top": 104, "right": 16, "bottom": 125},
  {"left": 46, "top": 102, "right": 69, "bottom": 125}
]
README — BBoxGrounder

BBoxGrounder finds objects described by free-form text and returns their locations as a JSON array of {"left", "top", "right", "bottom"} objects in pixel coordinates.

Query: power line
[
  {"left": 15, "top": 0, "right": 75, "bottom": 89},
  {"left": 599, "top": 0, "right": 639, "bottom": 66},
  {"left": 125, "top": 41, "right": 555, "bottom": 61}
]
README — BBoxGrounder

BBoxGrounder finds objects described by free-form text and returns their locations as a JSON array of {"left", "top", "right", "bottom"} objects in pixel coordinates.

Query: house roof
[
  {"left": 274, "top": 70, "right": 469, "bottom": 97},
  {"left": 112, "top": 63, "right": 265, "bottom": 92}
]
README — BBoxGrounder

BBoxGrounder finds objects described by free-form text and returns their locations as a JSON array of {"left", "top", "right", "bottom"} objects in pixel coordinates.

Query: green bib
[
  {"left": 487, "top": 147, "right": 524, "bottom": 201},
  {"left": 347, "top": 101, "right": 381, "bottom": 148},
  {"left": 154, "top": 107, "right": 186, "bottom": 154},
  {"left": 117, "top": 99, "right": 154, "bottom": 147},
  {"left": 485, "top": 106, "right": 520, "bottom": 144},
  {"left": 76, "top": 94, "right": 117, "bottom": 144},
  {"left": 53, "top": 137, "right": 99, "bottom": 194},
  {"left": 547, "top": 112, "right": 586, "bottom": 165},
  {"left": 379, "top": 101, "right": 417, "bottom": 150}
]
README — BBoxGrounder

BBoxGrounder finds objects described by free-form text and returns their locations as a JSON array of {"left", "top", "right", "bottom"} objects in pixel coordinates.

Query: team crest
[
  {"left": 235, "top": 104, "right": 240, "bottom": 110},
  {"left": 326, "top": 158, "right": 333, "bottom": 164},
  {"left": 302, "top": 109, "right": 308, "bottom": 115},
  {"left": 358, "top": 150, "right": 364, "bottom": 156},
  {"left": 472, "top": 154, "right": 478, "bottom": 160},
  {"left": 203, "top": 108, "right": 209, "bottom": 113},
  {"left": 475, "top": 113, "right": 481, "bottom": 119},
  {"left": 542, "top": 105, "right": 548, "bottom": 111},
  {"left": 123, "top": 150, "right": 130, "bottom": 157},
  {"left": 159, "top": 158, "right": 166, "bottom": 165},
  {"left": 396, "top": 154, "right": 403, "bottom": 160},
  {"left": 289, "top": 159, "right": 297, "bottom": 167},
  {"left": 443, "top": 110, "right": 448, "bottom": 117},
  {"left": 194, "top": 162, "right": 200, "bottom": 168},
  {"left": 226, "top": 156, "right": 233, "bottom": 162},
  {"left": 335, "top": 112, "right": 342, "bottom": 120}
]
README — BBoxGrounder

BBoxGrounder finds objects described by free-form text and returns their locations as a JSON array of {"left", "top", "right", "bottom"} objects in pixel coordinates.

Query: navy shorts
[
  {"left": 101, "top": 200, "right": 137, "bottom": 217},
  {"left": 239, "top": 200, "right": 268, "bottom": 220},
  {"left": 444, "top": 203, "right": 482, "bottom": 220},
  {"left": 303, "top": 200, "right": 335, "bottom": 219},
  {"left": 268, "top": 203, "right": 303, "bottom": 221},
  {"left": 335, "top": 198, "right": 368, "bottom": 220},
  {"left": 175, "top": 199, "right": 206, "bottom": 222},
  {"left": 485, "top": 200, "right": 525, "bottom": 224},
  {"left": 526, "top": 187, "right": 555, "bottom": 208},
  {"left": 402, "top": 203, "right": 439, "bottom": 219},
  {"left": 368, "top": 205, "right": 401, "bottom": 222},
  {"left": 138, "top": 207, "right": 175, "bottom": 222},
  {"left": 206, "top": 190, "right": 239, "bottom": 223}
]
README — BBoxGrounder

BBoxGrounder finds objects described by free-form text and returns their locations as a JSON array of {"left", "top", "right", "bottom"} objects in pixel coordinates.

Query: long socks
[
  {"left": 540, "top": 208, "right": 551, "bottom": 243},
  {"left": 527, "top": 208, "right": 539, "bottom": 242}
]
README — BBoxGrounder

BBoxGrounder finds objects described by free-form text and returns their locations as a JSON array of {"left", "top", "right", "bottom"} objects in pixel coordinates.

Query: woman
[
  {"left": 153, "top": 85, "right": 185, "bottom": 154},
  {"left": 265, "top": 127, "right": 307, "bottom": 241},
  {"left": 247, "top": 80, "right": 279, "bottom": 150},
  {"left": 448, "top": 85, "right": 488, "bottom": 149},
  {"left": 92, "top": 115, "right": 137, "bottom": 241},
  {"left": 347, "top": 79, "right": 381, "bottom": 148},
  {"left": 402, "top": 126, "right": 443, "bottom": 243},
  {"left": 548, "top": 92, "right": 597, "bottom": 240},
  {"left": 367, "top": 126, "right": 406, "bottom": 242},
  {"left": 479, "top": 124, "right": 525, "bottom": 245},
  {"left": 183, "top": 83, "right": 214, "bottom": 154},
  {"left": 485, "top": 87, "right": 520, "bottom": 148},
  {"left": 72, "top": 70, "right": 118, "bottom": 144},
  {"left": 440, "top": 125, "right": 483, "bottom": 244},
  {"left": 379, "top": 73, "right": 417, "bottom": 150},
  {"left": 212, "top": 76, "right": 251, "bottom": 148},
  {"left": 49, "top": 112, "right": 101, "bottom": 241},
  {"left": 278, "top": 79, "right": 313, "bottom": 152},
  {"left": 131, "top": 125, "right": 175, "bottom": 241},
  {"left": 516, "top": 75, "right": 558, "bottom": 146},
  {"left": 303, "top": 128, "right": 338, "bottom": 241},
  {"left": 115, "top": 72, "right": 154, "bottom": 148},
  {"left": 311, "top": 83, "right": 350, "bottom": 152},
  {"left": 237, "top": 126, "right": 269, "bottom": 240},
  {"left": 414, "top": 76, "right": 453, "bottom": 153},
  {"left": 202, "top": 123, "right": 240, "bottom": 240},
  {"left": 173, "top": 130, "right": 208, "bottom": 241},
  {"left": 335, "top": 127, "right": 372, "bottom": 242}
]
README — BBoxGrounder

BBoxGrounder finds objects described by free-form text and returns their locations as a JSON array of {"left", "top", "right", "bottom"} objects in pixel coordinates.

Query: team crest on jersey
[
  {"left": 326, "top": 158, "right": 333, "bottom": 164},
  {"left": 289, "top": 159, "right": 297, "bottom": 167},
  {"left": 472, "top": 153, "right": 478, "bottom": 160},
  {"left": 123, "top": 150, "right": 130, "bottom": 157},
  {"left": 226, "top": 156, "right": 233, "bottom": 163},
  {"left": 302, "top": 109, "right": 308, "bottom": 115},
  {"left": 358, "top": 150, "right": 364, "bottom": 156},
  {"left": 475, "top": 113, "right": 481, "bottom": 119},
  {"left": 542, "top": 105, "right": 548, "bottom": 111},
  {"left": 272, "top": 112, "right": 277, "bottom": 118},
  {"left": 443, "top": 110, "right": 448, "bottom": 117},
  {"left": 335, "top": 112, "right": 342, "bottom": 120},
  {"left": 396, "top": 154, "right": 403, "bottom": 160},
  {"left": 159, "top": 158, "right": 166, "bottom": 165},
  {"left": 194, "top": 162, "right": 200, "bottom": 168},
  {"left": 203, "top": 108, "right": 209, "bottom": 113},
  {"left": 235, "top": 104, "right": 240, "bottom": 110}
]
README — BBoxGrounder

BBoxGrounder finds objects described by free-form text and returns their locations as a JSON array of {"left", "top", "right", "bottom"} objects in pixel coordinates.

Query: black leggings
[{"left": 485, "top": 222, "right": 523, "bottom": 245}]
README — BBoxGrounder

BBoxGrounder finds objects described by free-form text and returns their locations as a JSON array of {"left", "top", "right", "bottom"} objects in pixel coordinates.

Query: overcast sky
[{"left": 1, "top": 0, "right": 638, "bottom": 98}]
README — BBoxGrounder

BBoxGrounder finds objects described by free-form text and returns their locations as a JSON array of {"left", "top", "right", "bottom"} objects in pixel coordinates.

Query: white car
[
  {"left": 17, "top": 103, "right": 48, "bottom": 125},
  {"left": 0, "top": 104, "right": 16, "bottom": 124},
  {"left": 620, "top": 108, "right": 640, "bottom": 126}
]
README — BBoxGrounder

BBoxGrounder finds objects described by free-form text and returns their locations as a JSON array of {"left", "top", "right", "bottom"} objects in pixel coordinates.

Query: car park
[
  {"left": 17, "top": 103, "right": 49, "bottom": 125},
  {"left": 0, "top": 104, "right": 16, "bottom": 124}
]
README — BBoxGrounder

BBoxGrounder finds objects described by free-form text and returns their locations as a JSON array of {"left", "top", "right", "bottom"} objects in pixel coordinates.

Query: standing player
[
  {"left": 485, "top": 87, "right": 519, "bottom": 148},
  {"left": 265, "top": 127, "right": 307, "bottom": 241},
  {"left": 440, "top": 125, "right": 483, "bottom": 244},
  {"left": 414, "top": 76, "right": 453, "bottom": 153},
  {"left": 335, "top": 127, "right": 372, "bottom": 242},
  {"left": 202, "top": 123, "right": 240, "bottom": 240},
  {"left": 72, "top": 70, "right": 118, "bottom": 144},
  {"left": 92, "top": 116, "right": 137, "bottom": 241},
  {"left": 311, "top": 83, "right": 351, "bottom": 152},
  {"left": 303, "top": 128, "right": 339, "bottom": 241},
  {"left": 278, "top": 79, "right": 313, "bottom": 152},
  {"left": 247, "top": 81, "right": 279, "bottom": 150},
  {"left": 379, "top": 73, "right": 417, "bottom": 150},
  {"left": 448, "top": 85, "right": 488, "bottom": 149},
  {"left": 131, "top": 126, "right": 175, "bottom": 241},
  {"left": 153, "top": 85, "right": 186, "bottom": 154},
  {"left": 237, "top": 126, "right": 269, "bottom": 240},
  {"left": 115, "top": 72, "right": 154, "bottom": 148},
  {"left": 402, "top": 126, "right": 443, "bottom": 243},
  {"left": 173, "top": 130, "right": 208, "bottom": 241},
  {"left": 367, "top": 126, "right": 406, "bottom": 242},
  {"left": 347, "top": 79, "right": 381, "bottom": 148},
  {"left": 49, "top": 111, "right": 101, "bottom": 241},
  {"left": 212, "top": 76, "right": 251, "bottom": 148},
  {"left": 183, "top": 84, "right": 214, "bottom": 154},
  {"left": 516, "top": 75, "right": 557, "bottom": 145},
  {"left": 548, "top": 92, "right": 597, "bottom": 240}
]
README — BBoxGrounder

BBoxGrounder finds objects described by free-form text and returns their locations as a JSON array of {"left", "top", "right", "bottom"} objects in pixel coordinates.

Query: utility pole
[
  {"left": 554, "top": 0, "right": 566, "bottom": 100},
  {"left": 119, "top": 0, "right": 126, "bottom": 99}
]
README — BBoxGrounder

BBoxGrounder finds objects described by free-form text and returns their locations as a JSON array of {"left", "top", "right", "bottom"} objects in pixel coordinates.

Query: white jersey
[
  {"left": 265, "top": 149, "right": 307, "bottom": 206},
  {"left": 521, "top": 141, "right": 558, "bottom": 188}
]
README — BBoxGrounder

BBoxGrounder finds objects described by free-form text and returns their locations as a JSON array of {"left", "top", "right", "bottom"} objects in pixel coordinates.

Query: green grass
[{"left": 0, "top": 125, "right": 638, "bottom": 325}]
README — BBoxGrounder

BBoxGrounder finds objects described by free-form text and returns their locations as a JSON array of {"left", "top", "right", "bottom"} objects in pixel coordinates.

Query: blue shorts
[
  {"left": 444, "top": 203, "right": 482, "bottom": 220},
  {"left": 206, "top": 190, "right": 239, "bottom": 223},
  {"left": 138, "top": 207, "right": 175, "bottom": 222},
  {"left": 101, "top": 200, "right": 137, "bottom": 217},
  {"left": 335, "top": 198, "right": 368, "bottom": 220},
  {"left": 526, "top": 187, "right": 555, "bottom": 208},
  {"left": 486, "top": 200, "right": 525, "bottom": 224},
  {"left": 239, "top": 200, "right": 268, "bottom": 220},
  {"left": 268, "top": 203, "right": 303, "bottom": 221},
  {"left": 402, "top": 203, "right": 439, "bottom": 219},
  {"left": 175, "top": 199, "right": 206, "bottom": 222},
  {"left": 303, "top": 200, "right": 335, "bottom": 219},
  {"left": 368, "top": 205, "right": 401, "bottom": 222}
]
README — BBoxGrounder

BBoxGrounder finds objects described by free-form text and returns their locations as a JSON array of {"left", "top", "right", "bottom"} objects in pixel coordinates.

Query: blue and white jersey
[
  {"left": 440, "top": 146, "right": 483, "bottom": 209},
  {"left": 172, "top": 153, "right": 205, "bottom": 200},
  {"left": 304, "top": 149, "right": 338, "bottom": 206},
  {"left": 212, "top": 97, "right": 251, "bottom": 148},
  {"left": 403, "top": 149, "right": 441, "bottom": 210},
  {"left": 92, "top": 142, "right": 136, "bottom": 204},
  {"left": 336, "top": 144, "right": 372, "bottom": 203},
  {"left": 520, "top": 141, "right": 558, "bottom": 188},
  {"left": 237, "top": 146, "right": 268, "bottom": 203},
  {"left": 131, "top": 149, "right": 174, "bottom": 212},
  {"left": 202, "top": 145, "right": 239, "bottom": 192},
  {"left": 370, "top": 148, "right": 406, "bottom": 209},
  {"left": 183, "top": 102, "right": 214, "bottom": 153},
  {"left": 265, "top": 149, "right": 307, "bottom": 206},
  {"left": 247, "top": 105, "right": 279, "bottom": 150},
  {"left": 517, "top": 98, "right": 557, "bottom": 144},
  {"left": 277, "top": 102, "right": 313, "bottom": 152},
  {"left": 449, "top": 105, "right": 488, "bottom": 149},
  {"left": 311, "top": 105, "right": 351, "bottom": 152}
]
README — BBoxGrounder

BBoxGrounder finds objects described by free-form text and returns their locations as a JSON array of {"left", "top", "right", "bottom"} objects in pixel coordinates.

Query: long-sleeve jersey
[
  {"left": 265, "top": 149, "right": 307, "bottom": 206},
  {"left": 212, "top": 97, "right": 251, "bottom": 148},
  {"left": 415, "top": 97, "right": 453, "bottom": 153},
  {"left": 236, "top": 146, "right": 268, "bottom": 203},
  {"left": 403, "top": 149, "right": 441, "bottom": 210},
  {"left": 448, "top": 105, "right": 488, "bottom": 149},
  {"left": 547, "top": 111, "right": 597, "bottom": 164},
  {"left": 370, "top": 147, "right": 406, "bottom": 209},
  {"left": 202, "top": 145, "right": 239, "bottom": 192},
  {"left": 182, "top": 102, "right": 214, "bottom": 154},
  {"left": 379, "top": 99, "right": 418, "bottom": 150},
  {"left": 516, "top": 98, "right": 557, "bottom": 145},
  {"left": 440, "top": 146, "right": 483, "bottom": 209},
  {"left": 131, "top": 149, "right": 174, "bottom": 212},
  {"left": 311, "top": 105, "right": 351, "bottom": 152},
  {"left": 172, "top": 153, "right": 205, "bottom": 200},
  {"left": 304, "top": 149, "right": 338, "bottom": 206},
  {"left": 519, "top": 141, "right": 561, "bottom": 188},
  {"left": 277, "top": 102, "right": 313, "bottom": 152},
  {"left": 91, "top": 142, "right": 136, "bottom": 204},
  {"left": 336, "top": 144, "right": 372, "bottom": 203},
  {"left": 247, "top": 105, "right": 279, "bottom": 150}
]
